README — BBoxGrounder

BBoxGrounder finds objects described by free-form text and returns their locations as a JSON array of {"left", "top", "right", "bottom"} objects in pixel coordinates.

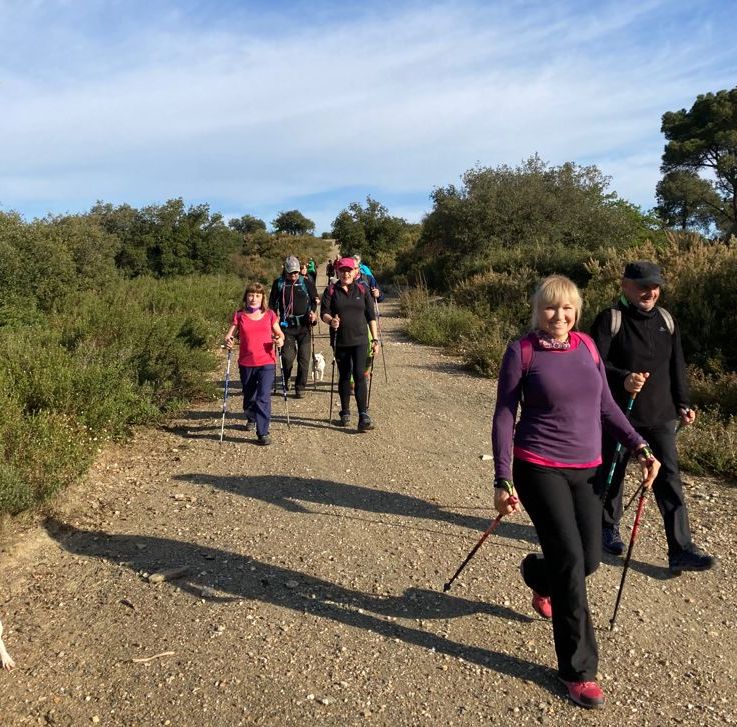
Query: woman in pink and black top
[
  {"left": 492, "top": 275, "right": 660, "bottom": 710},
  {"left": 225, "top": 282, "right": 284, "bottom": 446}
]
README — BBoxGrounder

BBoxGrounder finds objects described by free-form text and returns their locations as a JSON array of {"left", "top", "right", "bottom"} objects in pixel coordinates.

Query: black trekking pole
[
  {"left": 600, "top": 394, "right": 637, "bottom": 505},
  {"left": 219, "top": 348, "right": 232, "bottom": 445},
  {"left": 443, "top": 496, "right": 518, "bottom": 593},
  {"left": 622, "top": 482, "right": 645, "bottom": 514},
  {"left": 276, "top": 346, "right": 290, "bottom": 428},
  {"left": 328, "top": 332, "right": 336, "bottom": 427},
  {"left": 366, "top": 351, "right": 376, "bottom": 410},
  {"left": 609, "top": 485, "right": 650, "bottom": 630},
  {"left": 310, "top": 324, "right": 318, "bottom": 391},
  {"left": 374, "top": 300, "right": 389, "bottom": 384}
]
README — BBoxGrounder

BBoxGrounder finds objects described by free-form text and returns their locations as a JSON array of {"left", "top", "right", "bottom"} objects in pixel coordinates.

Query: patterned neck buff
[
  {"left": 246, "top": 306, "right": 260, "bottom": 313},
  {"left": 535, "top": 330, "right": 571, "bottom": 350}
]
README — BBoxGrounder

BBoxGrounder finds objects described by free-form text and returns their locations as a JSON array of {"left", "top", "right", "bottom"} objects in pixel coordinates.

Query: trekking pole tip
[{"left": 442, "top": 582, "right": 451, "bottom": 593}]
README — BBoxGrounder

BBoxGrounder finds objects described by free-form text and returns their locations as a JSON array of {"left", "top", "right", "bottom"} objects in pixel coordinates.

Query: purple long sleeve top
[{"left": 492, "top": 332, "right": 646, "bottom": 481}]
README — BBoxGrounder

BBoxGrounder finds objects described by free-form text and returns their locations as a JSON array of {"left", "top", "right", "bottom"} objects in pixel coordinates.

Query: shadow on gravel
[
  {"left": 45, "top": 518, "right": 552, "bottom": 689},
  {"left": 600, "top": 552, "right": 672, "bottom": 580},
  {"left": 173, "top": 473, "right": 538, "bottom": 545},
  {"left": 161, "top": 412, "right": 333, "bottom": 441}
]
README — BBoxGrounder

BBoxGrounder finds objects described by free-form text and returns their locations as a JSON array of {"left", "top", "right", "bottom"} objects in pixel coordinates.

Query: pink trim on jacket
[{"left": 513, "top": 446, "right": 602, "bottom": 470}]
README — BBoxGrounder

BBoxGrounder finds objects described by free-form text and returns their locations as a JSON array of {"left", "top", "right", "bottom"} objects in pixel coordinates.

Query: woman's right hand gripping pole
[{"left": 494, "top": 479, "right": 521, "bottom": 516}]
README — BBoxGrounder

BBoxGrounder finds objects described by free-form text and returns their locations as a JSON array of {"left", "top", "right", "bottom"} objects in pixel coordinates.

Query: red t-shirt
[{"left": 232, "top": 310, "right": 278, "bottom": 367}]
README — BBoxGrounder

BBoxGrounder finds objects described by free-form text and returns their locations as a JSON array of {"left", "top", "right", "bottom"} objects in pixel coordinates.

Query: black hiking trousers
[
  {"left": 513, "top": 459, "right": 601, "bottom": 682},
  {"left": 281, "top": 326, "right": 311, "bottom": 392},
  {"left": 335, "top": 343, "right": 369, "bottom": 417},
  {"left": 597, "top": 420, "right": 693, "bottom": 557}
]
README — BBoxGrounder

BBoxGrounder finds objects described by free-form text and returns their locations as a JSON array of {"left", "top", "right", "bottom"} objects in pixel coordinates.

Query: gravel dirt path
[{"left": 1, "top": 268, "right": 736, "bottom": 726}]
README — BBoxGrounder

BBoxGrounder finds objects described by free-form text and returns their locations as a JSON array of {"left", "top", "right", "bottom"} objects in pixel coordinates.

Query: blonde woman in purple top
[{"left": 491, "top": 275, "right": 660, "bottom": 710}]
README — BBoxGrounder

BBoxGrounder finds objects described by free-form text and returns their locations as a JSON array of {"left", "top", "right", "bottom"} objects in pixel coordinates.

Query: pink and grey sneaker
[
  {"left": 531, "top": 591, "right": 552, "bottom": 619},
  {"left": 560, "top": 679, "right": 605, "bottom": 709}
]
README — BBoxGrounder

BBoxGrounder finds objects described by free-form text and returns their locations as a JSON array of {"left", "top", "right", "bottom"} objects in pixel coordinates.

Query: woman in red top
[{"left": 225, "top": 282, "right": 284, "bottom": 445}]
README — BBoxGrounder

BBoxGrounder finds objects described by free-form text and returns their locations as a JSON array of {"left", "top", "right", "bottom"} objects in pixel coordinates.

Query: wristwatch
[{"left": 494, "top": 478, "right": 514, "bottom": 495}]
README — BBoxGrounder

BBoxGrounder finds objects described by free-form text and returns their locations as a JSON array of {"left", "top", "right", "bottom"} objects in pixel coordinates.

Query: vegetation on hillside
[
  {"left": 0, "top": 205, "right": 330, "bottom": 516},
  {"left": 3, "top": 83, "right": 736, "bottom": 513}
]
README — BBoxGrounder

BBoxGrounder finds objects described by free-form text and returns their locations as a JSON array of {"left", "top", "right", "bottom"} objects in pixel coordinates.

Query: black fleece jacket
[{"left": 589, "top": 299, "right": 690, "bottom": 428}]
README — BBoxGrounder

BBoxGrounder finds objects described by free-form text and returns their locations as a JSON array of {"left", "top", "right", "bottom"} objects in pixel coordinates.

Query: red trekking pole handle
[{"left": 443, "top": 496, "right": 518, "bottom": 593}]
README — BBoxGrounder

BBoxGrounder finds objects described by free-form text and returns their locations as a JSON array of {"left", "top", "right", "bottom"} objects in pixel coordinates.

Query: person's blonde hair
[
  {"left": 530, "top": 275, "right": 582, "bottom": 329},
  {"left": 242, "top": 282, "right": 267, "bottom": 312}
]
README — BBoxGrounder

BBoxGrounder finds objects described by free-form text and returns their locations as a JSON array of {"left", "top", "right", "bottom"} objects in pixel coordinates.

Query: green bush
[
  {"left": 689, "top": 366, "right": 737, "bottom": 414},
  {"left": 0, "top": 377, "right": 92, "bottom": 515},
  {"left": 461, "top": 316, "right": 521, "bottom": 377},
  {"left": 401, "top": 156, "right": 660, "bottom": 290},
  {"left": 235, "top": 233, "right": 332, "bottom": 283},
  {"left": 0, "top": 274, "right": 245, "bottom": 516},
  {"left": 406, "top": 303, "right": 483, "bottom": 347},
  {"left": 678, "top": 411, "right": 737, "bottom": 480}
]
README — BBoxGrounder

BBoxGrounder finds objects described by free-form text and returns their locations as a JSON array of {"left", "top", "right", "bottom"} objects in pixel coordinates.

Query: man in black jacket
[
  {"left": 590, "top": 261, "right": 713, "bottom": 575},
  {"left": 269, "top": 256, "right": 318, "bottom": 398}
]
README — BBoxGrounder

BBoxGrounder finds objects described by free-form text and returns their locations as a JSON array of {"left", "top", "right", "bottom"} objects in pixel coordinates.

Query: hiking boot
[
  {"left": 559, "top": 679, "right": 605, "bottom": 709},
  {"left": 669, "top": 545, "right": 714, "bottom": 575},
  {"left": 256, "top": 434, "right": 272, "bottom": 446},
  {"left": 357, "top": 414, "right": 374, "bottom": 432},
  {"left": 294, "top": 389, "right": 305, "bottom": 399},
  {"left": 520, "top": 557, "right": 552, "bottom": 619},
  {"left": 336, "top": 413, "right": 350, "bottom": 427},
  {"left": 602, "top": 525, "right": 625, "bottom": 556},
  {"left": 244, "top": 418, "right": 254, "bottom": 432}
]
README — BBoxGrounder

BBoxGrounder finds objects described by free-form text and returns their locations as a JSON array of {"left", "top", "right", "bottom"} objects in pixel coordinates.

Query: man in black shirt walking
[
  {"left": 269, "top": 256, "right": 318, "bottom": 398},
  {"left": 591, "top": 261, "right": 713, "bottom": 575}
]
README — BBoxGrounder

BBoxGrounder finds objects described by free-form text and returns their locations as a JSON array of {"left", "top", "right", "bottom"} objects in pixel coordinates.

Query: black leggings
[
  {"left": 513, "top": 459, "right": 602, "bottom": 682},
  {"left": 335, "top": 344, "right": 368, "bottom": 416}
]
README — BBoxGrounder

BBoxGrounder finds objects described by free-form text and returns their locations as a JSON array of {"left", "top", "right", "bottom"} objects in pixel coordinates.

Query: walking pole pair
[
  {"left": 219, "top": 348, "right": 233, "bottom": 444},
  {"left": 374, "top": 300, "right": 389, "bottom": 384},
  {"left": 443, "top": 496, "right": 518, "bottom": 592},
  {"left": 609, "top": 483, "right": 650, "bottom": 629}
]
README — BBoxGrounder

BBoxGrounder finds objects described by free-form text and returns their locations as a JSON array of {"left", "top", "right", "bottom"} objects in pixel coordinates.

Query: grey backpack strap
[
  {"left": 657, "top": 307, "right": 674, "bottom": 334},
  {"left": 610, "top": 308, "right": 622, "bottom": 337}
]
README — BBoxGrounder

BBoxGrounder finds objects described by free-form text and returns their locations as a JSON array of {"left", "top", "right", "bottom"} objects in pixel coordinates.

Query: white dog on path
[
  {"left": 0, "top": 619, "right": 15, "bottom": 670},
  {"left": 312, "top": 352, "right": 326, "bottom": 382}
]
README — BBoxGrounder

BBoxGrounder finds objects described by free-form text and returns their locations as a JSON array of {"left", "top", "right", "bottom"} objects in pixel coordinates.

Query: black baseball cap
[{"left": 623, "top": 261, "right": 664, "bottom": 286}]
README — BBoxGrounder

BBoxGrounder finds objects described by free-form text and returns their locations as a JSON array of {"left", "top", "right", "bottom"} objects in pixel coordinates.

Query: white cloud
[{"left": 0, "top": 0, "right": 734, "bottom": 231}]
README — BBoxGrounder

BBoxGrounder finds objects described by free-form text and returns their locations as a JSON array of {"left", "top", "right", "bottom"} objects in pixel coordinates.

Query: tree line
[{"left": 1, "top": 83, "right": 736, "bottom": 517}]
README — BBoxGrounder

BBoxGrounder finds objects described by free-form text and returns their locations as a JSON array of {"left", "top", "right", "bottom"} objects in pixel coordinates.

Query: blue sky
[{"left": 1, "top": 0, "right": 735, "bottom": 233}]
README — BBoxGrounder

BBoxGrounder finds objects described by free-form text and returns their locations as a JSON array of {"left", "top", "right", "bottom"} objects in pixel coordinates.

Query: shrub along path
[{"left": 1, "top": 288, "right": 736, "bottom": 725}]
